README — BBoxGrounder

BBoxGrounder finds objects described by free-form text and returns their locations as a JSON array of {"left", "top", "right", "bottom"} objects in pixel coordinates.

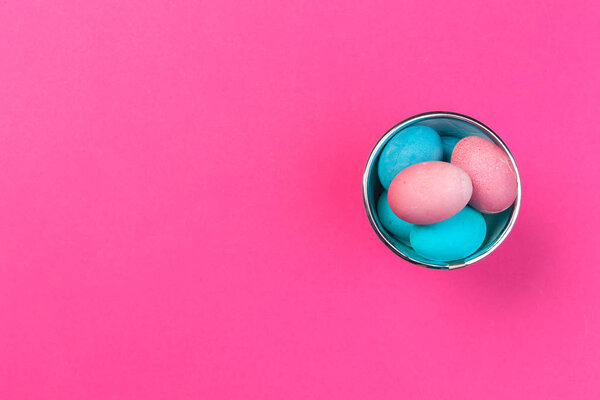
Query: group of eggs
[{"left": 376, "top": 125, "right": 518, "bottom": 262}]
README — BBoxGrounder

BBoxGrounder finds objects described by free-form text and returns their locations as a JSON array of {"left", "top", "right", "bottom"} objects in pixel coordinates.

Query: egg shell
[
  {"left": 388, "top": 161, "right": 473, "bottom": 225},
  {"left": 377, "top": 125, "right": 442, "bottom": 189},
  {"left": 410, "top": 206, "right": 487, "bottom": 262},
  {"left": 451, "top": 136, "right": 518, "bottom": 214},
  {"left": 376, "top": 191, "right": 414, "bottom": 243},
  {"left": 441, "top": 136, "right": 460, "bottom": 162}
]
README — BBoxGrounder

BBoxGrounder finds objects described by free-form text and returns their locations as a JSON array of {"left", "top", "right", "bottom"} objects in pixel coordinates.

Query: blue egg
[
  {"left": 441, "top": 136, "right": 461, "bottom": 162},
  {"left": 377, "top": 125, "right": 442, "bottom": 189},
  {"left": 409, "top": 206, "right": 486, "bottom": 262},
  {"left": 377, "top": 191, "right": 414, "bottom": 242}
]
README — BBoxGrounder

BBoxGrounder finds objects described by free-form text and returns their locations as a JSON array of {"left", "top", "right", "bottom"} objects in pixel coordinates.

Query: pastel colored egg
[
  {"left": 410, "top": 206, "right": 487, "bottom": 262},
  {"left": 388, "top": 161, "right": 472, "bottom": 225},
  {"left": 441, "top": 136, "right": 460, "bottom": 162},
  {"left": 451, "top": 136, "right": 518, "bottom": 214},
  {"left": 377, "top": 191, "right": 414, "bottom": 243},
  {"left": 377, "top": 125, "right": 442, "bottom": 189}
]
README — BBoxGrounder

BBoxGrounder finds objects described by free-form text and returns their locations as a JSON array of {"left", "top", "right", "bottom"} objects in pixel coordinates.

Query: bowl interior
[{"left": 364, "top": 113, "right": 521, "bottom": 270}]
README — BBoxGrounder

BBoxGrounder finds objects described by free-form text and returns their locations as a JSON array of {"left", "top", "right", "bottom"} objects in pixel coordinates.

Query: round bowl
[{"left": 363, "top": 111, "right": 521, "bottom": 270}]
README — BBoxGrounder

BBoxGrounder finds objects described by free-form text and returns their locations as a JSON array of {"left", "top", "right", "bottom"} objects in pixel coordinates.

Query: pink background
[{"left": 1, "top": 0, "right": 599, "bottom": 398}]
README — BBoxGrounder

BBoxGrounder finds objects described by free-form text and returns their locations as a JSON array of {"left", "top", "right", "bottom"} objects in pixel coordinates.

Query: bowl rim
[{"left": 362, "top": 111, "right": 522, "bottom": 270}]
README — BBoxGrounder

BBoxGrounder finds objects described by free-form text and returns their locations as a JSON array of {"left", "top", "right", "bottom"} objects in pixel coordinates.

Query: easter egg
[
  {"left": 377, "top": 125, "right": 442, "bottom": 189},
  {"left": 441, "top": 136, "right": 460, "bottom": 162},
  {"left": 377, "top": 191, "right": 414, "bottom": 243},
  {"left": 451, "top": 136, "right": 518, "bottom": 214},
  {"left": 388, "top": 161, "right": 472, "bottom": 225},
  {"left": 410, "top": 206, "right": 487, "bottom": 262}
]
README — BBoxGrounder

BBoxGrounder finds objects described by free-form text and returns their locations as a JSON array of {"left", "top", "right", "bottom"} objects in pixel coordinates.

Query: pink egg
[
  {"left": 451, "top": 136, "right": 518, "bottom": 214},
  {"left": 388, "top": 161, "right": 473, "bottom": 225}
]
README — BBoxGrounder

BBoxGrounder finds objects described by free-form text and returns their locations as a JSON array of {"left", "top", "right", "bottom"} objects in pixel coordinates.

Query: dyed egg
[
  {"left": 377, "top": 125, "right": 442, "bottom": 189},
  {"left": 377, "top": 191, "right": 414, "bottom": 243},
  {"left": 410, "top": 206, "right": 487, "bottom": 262},
  {"left": 441, "top": 136, "right": 460, "bottom": 162},
  {"left": 388, "top": 161, "right": 472, "bottom": 225},
  {"left": 451, "top": 136, "right": 518, "bottom": 214}
]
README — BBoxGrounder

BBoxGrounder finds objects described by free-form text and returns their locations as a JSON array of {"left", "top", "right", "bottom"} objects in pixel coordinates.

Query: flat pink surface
[{"left": 1, "top": 1, "right": 599, "bottom": 398}]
